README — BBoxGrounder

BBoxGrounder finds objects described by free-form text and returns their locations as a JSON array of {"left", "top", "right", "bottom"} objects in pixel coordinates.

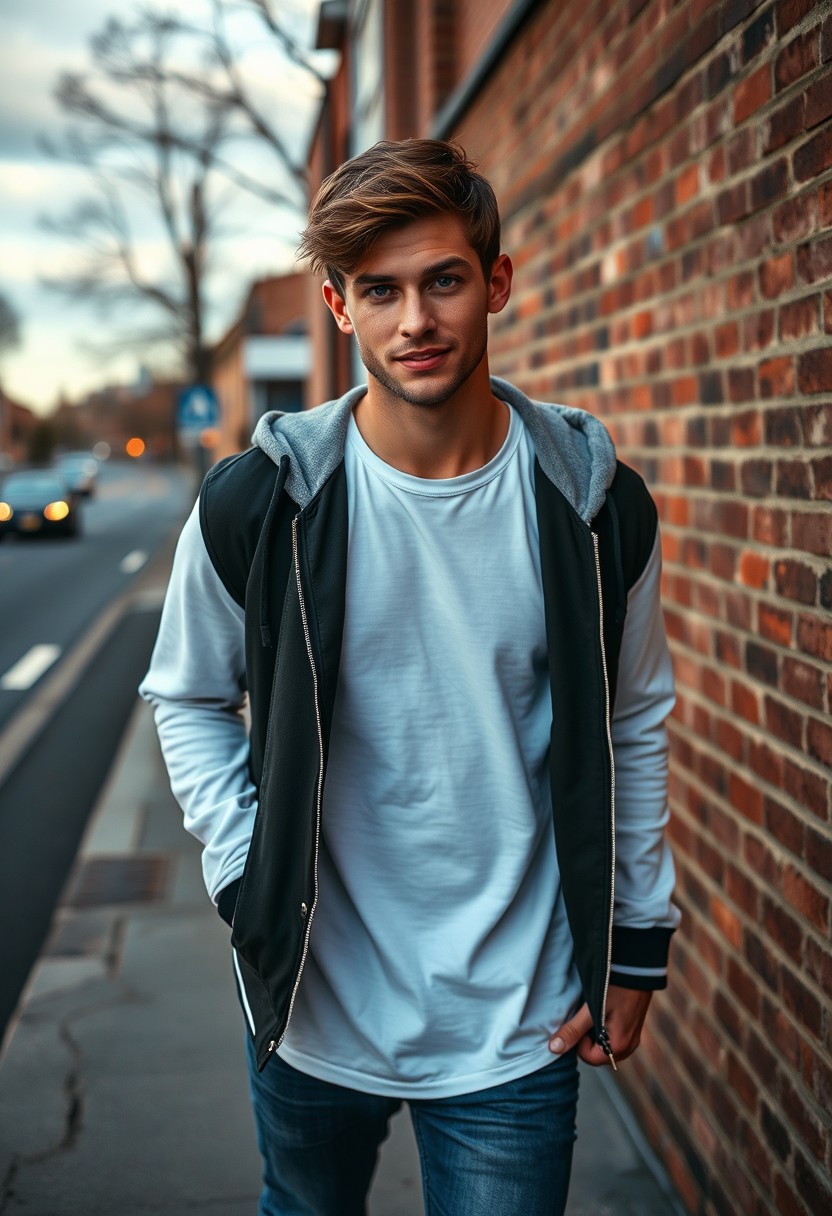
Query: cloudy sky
[{"left": 0, "top": 0, "right": 330, "bottom": 414}]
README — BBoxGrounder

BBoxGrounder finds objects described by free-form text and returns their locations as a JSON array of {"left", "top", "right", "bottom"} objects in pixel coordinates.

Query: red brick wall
[
  {"left": 453, "top": 0, "right": 513, "bottom": 82},
  {"left": 454, "top": 1, "right": 832, "bottom": 1212}
]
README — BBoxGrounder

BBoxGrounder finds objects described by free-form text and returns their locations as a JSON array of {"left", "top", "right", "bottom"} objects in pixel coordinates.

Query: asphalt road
[
  {"left": 0, "top": 459, "right": 192, "bottom": 1046},
  {"left": 0, "top": 460, "right": 192, "bottom": 730}
]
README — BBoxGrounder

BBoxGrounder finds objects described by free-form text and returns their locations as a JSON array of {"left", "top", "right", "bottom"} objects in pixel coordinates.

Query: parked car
[
  {"left": 0, "top": 471, "right": 80, "bottom": 539},
  {"left": 53, "top": 451, "right": 99, "bottom": 497}
]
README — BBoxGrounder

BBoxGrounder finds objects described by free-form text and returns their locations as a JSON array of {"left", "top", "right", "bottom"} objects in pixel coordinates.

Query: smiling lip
[{"left": 395, "top": 348, "right": 451, "bottom": 371}]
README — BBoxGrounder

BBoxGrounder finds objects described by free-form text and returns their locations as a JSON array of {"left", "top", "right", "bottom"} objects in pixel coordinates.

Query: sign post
[{"left": 177, "top": 385, "right": 220, "bottom": 486}]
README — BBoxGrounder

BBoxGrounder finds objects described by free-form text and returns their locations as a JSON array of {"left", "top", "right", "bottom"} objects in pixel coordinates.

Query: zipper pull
[{"left": 597, "top": 1026, "right": 618, "bottom": 1072}]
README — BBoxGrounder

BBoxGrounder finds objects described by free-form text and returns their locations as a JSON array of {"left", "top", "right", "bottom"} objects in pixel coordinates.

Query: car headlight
[
  {"left": 43, "top": 501, "right": 70, "bottom": 522},
  {"left": 0, "top": 502, "right": 12, "bottom": 522}
]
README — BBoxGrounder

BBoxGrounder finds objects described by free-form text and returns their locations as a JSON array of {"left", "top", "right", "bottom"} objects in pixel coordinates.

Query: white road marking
[
  {"left": 1, "top": 644, "right": 62, "bottom": 691},
  {"left": 120, "top": 550, "right": 148, "bottom": 574}
]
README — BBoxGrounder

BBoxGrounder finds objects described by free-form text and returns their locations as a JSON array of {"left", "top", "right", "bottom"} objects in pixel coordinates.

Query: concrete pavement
[{"left": 0, "top": 656, "right": 685, "bottom": 1215}]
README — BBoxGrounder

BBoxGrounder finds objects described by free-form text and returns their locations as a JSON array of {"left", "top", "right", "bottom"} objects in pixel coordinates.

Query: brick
[
  {"left": 775, "top": 458, "right": 812, "bottom": 497},
  {"left": 750, "top": 157, "right": 790, "bottom": 211},
  {"left": 825, "top": 12, "right": 832, "bottom": 63},
  {"left": 797, "top": 614, "right": 832, "bottom": 660},
  {"left": 759, "top": 354, "right": 795, "bottom": 397},
  {"left": 779, "top": 295, "right": 820, "bottom": 341},
  {"left": 764, "top": 92, "right": 806, "bottom": 154},
  {"left": 740, "top": 457, "right": 772, "bottom": 495},
  {"left": 782, "top": 656, "right": 824, "bottom": 708},
  {"left": 727, "top": 126, "right": 756, "bottom": 176},
  {"left": 774, "top": 558, "right": 817, "bottom": 604},
  {"left": 807, "top": 715, "right": 832, "bottom": 768},
  {"left": 746, "top": 639, "right": 778, "bottom": 684},
  {"left": 725, "top": 270, "right": 755, "bottom": 310},
  {"left": 805, "top": 71, "right": 832, "bottom": 129},
  {"left": 731, "top": 409, "right": 762, "bottom": 446},
  {"left": 765, "top": 406, "right": 801, "bottom": 444},
  {"left": 739, "top": 552, "right": 768, "bottom": 588},
  {"left": 821, "top": 568, "right": 832, "bottom": 609},
  {"left": 813, "top": 454, "right": 832, "bottom": 499},
  {"left": 727, "top": 957, "right": 760, "bottom": 1017},
  {"left": 805, "top": 933, "right": 832, "bottom": 994},
  {"left": 797, "top": 234, "right": 832, "bottom": 285},
  {"left": 758, "top": 603, "right": 792, "bottom": 645},
  {"left": 752, "top": 505, "right": 788, "bottom": 545},
  {"left": 780, "top": 1073, "right": 827, "bottom": 1162},
  {"left": 763, "top": 895, "right": 803, "bottom": 956},
  {"left": 759, "top": 253, "right": 794, "bottom": 300},
  {"left": 714, "top": 321, "right": 740, "bottom": 358},
  {"left": 736, "top": 212, "right": 772, "bottom": 261},
  {"left": 777, "top": 0, "right": 820, "bottom": 37},
  {"left": 717, "top": 181, "right": 748, "bottom": 224},
  {"left": 773, "top": 190, "right": 817, "bottom": 243},
  {"left": 764, "top": 694, "right": 804, "bottom": 748},
  {"left": 728, "top": 367, "right": 755, "bottom": 402},
  {"left": 799, "top": 347, "right": 832, "bottom": 393},
  {"left": 794, "top": 127, "right": 832, "bottom": 183},
  {"left": 734, "top": 62, "right": 772, "bottom": 123},
  {"left": 792, "top": 511, "right": 832, "bottom": 556},
  {"left": 783, "top": 863, "right": 830, "bottom": 931},
  {"left": 806, "top": 826, "right": 832, "bottom": 883},
  {"left": 781, "top": 962, "right": 824, "bottom": 1036},
  {"left": 775, "top": 28, "right": 820, "bottom": 90},
  {"left": 760, "top": 1102, "right": 791, "bottom": 1162},
  {"left": 803, "top": 402, "right": 832, "bottom": 445},
  {"left": 743, "top": 308, "right": 776, "bottom": 351},
  {"left": 729, "top": 772, "right": 763, "bottom": 823},
  {"left": 676, "top": 164, "right": 699, "bottom": 206},
  {"left": 744, "top": 929, "right": 780, "bottom": 993},
  {"left": 765, "top": 795, "right": 806, "bottom": 856},
  {"left": 774, "top": 1170, "right": 810, "bottom": 1216},
  {"left": 713, "top": 987, "right": 743, "bottom": 1043},
  {"left": 783, "top": 756, "right": 829, "bottom": 819},
  {"left": 725, "top": 861, "right": 759, "bottom": 915},
  {"left": 732, "top": 678, "right": 760, "bottom": 724}
]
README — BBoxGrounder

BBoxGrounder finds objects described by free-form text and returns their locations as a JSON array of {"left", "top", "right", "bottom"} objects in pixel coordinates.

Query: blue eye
[
  {"left": 367, "top": 285, "right": 391, "bottom": 299},
  {"left": 435, "top": 276, "right": 456, "bottom": 288}
]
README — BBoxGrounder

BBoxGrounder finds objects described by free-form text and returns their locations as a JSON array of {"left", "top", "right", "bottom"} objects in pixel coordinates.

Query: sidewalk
[{"left": 0, "top": 676, "right": 685, "bottom": 1215}]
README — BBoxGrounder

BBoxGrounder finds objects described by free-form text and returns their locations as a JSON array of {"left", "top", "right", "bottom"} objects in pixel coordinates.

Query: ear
[
  {"left": 322, "top": 280, "right": 354, "bottom": 335},
  {"left": 487, "top": 254, "right": 513, "bottom": 316}
]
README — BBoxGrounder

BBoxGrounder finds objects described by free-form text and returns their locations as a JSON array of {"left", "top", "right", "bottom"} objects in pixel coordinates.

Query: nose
[{"left": 398, "top": 290, "right": 436, "bottom": 339}]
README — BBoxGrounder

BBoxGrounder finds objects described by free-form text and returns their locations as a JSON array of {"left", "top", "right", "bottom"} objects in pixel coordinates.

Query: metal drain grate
[{"left": 64, "top": 855, "right": 170, "bottom": 908}]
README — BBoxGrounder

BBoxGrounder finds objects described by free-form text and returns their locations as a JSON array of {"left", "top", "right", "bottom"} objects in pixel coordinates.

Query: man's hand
[{"left": 548, "top": 986, "right": 653, "bottom": 1067}]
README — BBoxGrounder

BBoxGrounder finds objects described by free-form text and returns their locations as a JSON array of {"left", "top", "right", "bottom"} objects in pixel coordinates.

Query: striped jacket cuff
[{"left": 610, "top": 925, "right": 676, "bottom": 991}]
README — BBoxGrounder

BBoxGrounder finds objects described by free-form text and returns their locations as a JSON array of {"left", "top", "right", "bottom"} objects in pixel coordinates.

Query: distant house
[
  {"left": 211, "top": 274, "right": 310, "bottom": 461},
  {"left": 0, "top": 390, "right": 37, "bottom": 466}
]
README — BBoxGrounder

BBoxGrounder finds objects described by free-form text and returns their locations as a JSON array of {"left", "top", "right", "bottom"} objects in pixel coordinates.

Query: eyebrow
[{"left": 352, "top": 256, "right": 474, "bottom": 287}]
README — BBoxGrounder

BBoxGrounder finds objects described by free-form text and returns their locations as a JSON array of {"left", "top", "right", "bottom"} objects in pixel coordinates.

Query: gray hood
[{"left": 252, "top": 377, "right": 617, "bottom": 524}]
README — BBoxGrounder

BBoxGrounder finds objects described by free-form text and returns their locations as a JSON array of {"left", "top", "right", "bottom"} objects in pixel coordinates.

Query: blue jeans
[{"left": 245, "top": 1036, "right": 579, "bottom": 1216}]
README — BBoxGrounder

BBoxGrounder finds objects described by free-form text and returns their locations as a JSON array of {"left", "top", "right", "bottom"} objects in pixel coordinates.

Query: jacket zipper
[
  {"left": 267, "top": 514, "right": 325, "bottom": 1056},
  {"left": 592, "top": 530, "right": 618, "bottom": 1072}
]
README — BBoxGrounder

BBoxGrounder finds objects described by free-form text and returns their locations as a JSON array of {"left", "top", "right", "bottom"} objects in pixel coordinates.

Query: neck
[{"left": 353, "top": 361, "right": 509, "bottom": 479}]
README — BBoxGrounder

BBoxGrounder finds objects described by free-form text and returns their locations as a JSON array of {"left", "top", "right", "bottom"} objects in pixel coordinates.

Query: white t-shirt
[{"left": 278, "top": 403, "right": 583, "bottom": 1097}]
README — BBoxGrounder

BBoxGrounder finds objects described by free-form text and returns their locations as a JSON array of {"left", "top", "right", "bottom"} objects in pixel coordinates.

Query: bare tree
[
  {"left": 0, "top": 293, "right": 21, "bottom": 361},
  {"left": 41, "top": 4, "right": 324, "bottom": 383}
]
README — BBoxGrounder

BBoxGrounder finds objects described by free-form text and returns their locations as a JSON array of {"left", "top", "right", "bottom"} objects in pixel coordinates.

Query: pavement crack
[{"left": 56, "top": 1022, "right": 84, "bottom": 1152}]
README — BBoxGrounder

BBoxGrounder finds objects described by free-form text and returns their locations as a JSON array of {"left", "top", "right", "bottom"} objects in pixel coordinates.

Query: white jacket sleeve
[
  {"left": 139, "top": 501, "right": 255, "bottom": 903},
  {"left": 610, "top": 527, "right": 681, "bottom": 938}
]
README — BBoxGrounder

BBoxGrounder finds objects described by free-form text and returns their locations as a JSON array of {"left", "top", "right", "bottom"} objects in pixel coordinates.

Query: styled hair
[{"left": 298, "top": 139, "right": 501, "bottom": 293}]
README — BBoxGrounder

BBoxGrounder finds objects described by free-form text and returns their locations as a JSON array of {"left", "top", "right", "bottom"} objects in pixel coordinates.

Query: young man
[{"left": 141, "top": 139, "right": 679, "bottom": 1215}]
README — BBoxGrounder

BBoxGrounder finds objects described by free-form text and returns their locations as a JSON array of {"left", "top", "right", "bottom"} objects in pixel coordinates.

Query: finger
[{"left": 549, "top": 1003, "right": 593, "bottom": 1054}]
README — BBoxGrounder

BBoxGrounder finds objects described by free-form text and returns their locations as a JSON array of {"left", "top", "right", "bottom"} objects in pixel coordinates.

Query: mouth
[{"left": 394, "top": 347, "right": 451, "bottom": 372}]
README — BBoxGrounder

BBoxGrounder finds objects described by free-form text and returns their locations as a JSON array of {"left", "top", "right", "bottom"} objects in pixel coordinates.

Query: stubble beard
[{"left": 356, "top": 327, "right": 489, "bottom": 409}]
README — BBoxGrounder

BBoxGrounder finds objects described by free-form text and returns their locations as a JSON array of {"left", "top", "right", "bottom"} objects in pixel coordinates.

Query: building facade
[
  {"left": 304, "top": 3, "right": 832, "bottom": 1213},
  {"left": 211, "top": 274, "right": 310, "bottom": 462}
]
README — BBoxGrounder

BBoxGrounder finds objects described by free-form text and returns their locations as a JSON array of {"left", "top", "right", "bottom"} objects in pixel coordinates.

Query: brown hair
[{"left": 298, "top": 139, "right": 501, "bottom": 294}]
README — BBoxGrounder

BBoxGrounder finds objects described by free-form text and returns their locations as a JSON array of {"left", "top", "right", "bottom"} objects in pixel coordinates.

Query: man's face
[{"left": 323, "top": 213, "right": 512, "bottom": 409}]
